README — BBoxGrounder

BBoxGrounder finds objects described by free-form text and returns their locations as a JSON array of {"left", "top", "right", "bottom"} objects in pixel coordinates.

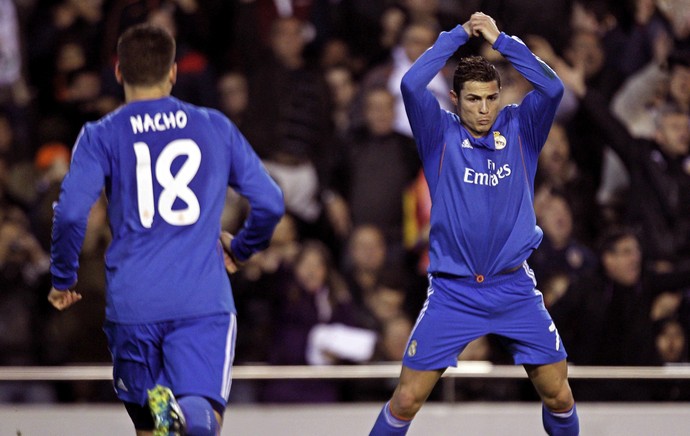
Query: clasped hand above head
[{"left": 462, "top": 12, "right": 500, "bottom": 45}]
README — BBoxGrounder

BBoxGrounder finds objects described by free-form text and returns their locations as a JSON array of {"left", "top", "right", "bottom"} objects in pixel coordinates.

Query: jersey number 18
[{"left": 133, "top": 139, "right": 201, "bottom": 228}]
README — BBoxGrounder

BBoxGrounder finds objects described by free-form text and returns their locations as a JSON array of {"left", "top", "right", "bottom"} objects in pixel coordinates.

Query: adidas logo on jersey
[{"left": 461, "top": 139, "right": 473, "bottom": 149}]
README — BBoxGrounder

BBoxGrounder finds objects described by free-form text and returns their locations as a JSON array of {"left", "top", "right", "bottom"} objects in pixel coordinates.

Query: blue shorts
[
  {"left": 103, "top": 312, "right": 237, "bottom": 408},
  {"left": 403, "top": 263, "right": 567, "bottom": 370}
]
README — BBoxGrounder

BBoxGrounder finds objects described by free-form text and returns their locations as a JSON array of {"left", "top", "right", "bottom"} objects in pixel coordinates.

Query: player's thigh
[
  {"left": 163, "top": 313, "right": 237, "bottom": 408},
  {"left": 104, "top": 321, "right": 166, "bottom": 406}
]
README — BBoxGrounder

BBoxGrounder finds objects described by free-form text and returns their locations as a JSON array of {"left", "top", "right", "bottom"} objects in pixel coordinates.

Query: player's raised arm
[
  {"left": 400, "top": 23, "right": 470, "bottom": 157},
  {"left": 483, "top": 13, "right": 564, "bottom": 152}
]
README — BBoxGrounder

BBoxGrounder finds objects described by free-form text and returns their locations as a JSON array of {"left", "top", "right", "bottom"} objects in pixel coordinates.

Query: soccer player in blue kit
[
  {"left": 47, "top": 25, "right": 284, "bottom": 435},
  {"left": 370, "top": 13, "right": 579, "bottom": 436}
]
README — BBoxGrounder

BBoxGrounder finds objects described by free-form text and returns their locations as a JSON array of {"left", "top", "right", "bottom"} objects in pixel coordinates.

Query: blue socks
[
  {"left": 370, "top": 401, "right": 412, "bottom": 435},
  {"left": 178, "top": 396, "right": 219, "bottom": 436},
  {"left": 369, "top": 400, "right": 578, "bottom": 435},
  {"left": 542, "top": 403, "right": 579, "bottom": 436}
]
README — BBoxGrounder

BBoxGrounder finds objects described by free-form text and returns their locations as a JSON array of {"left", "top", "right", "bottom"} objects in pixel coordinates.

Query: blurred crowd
[{"left": 1, "top": 0, "right": 690, "bottom": 404}]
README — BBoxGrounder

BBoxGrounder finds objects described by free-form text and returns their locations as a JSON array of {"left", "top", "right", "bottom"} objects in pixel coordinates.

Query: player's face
[{"left": 452, "top": 80, "right": 500, "bottom": 138}]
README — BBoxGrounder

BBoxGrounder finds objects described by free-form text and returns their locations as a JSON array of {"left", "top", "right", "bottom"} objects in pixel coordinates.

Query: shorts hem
[
  {"left": 402, "top": 358, "right": 456, "bottom": 372},
  {"left": 514, "top": 354, "right": 568, "bottom": 366}
]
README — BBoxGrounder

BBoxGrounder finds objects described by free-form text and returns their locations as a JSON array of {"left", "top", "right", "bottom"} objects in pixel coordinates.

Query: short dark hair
[
  {"left": 117, "top": 24, "right": 175, "bottom": 86},
  {"left": 453, "top": 55, "right": 501, "bottom": 94}
]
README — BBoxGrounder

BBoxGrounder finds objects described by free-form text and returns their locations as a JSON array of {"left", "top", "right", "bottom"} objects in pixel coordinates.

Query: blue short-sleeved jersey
[
  {"left": 50, "top": 96, "right": 284, "bottom": 323},
  {"left": 401, "top": 27, "right": 564, "bottom": 278}
]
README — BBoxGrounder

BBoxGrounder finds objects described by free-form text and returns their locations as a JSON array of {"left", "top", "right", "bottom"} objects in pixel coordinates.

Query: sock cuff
[
  {"left": 545, "top": 403, "right": 576, "bottom": 419},
  {"left": 384, "top": 401, "right": 412, "bottom": 428}
]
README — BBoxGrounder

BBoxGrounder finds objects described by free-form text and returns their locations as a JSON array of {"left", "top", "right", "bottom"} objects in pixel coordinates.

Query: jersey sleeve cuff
[
  {"left": 492, "top": 32, "right": 509, "bottom": 51},
  {"left": 229, "top": 238, "right": 250, "bottom": 262},
  {"left": 51, "top": 274, "right": 77, "bottom": 290},
  {"left": 448, "top": 24, "right": 470, "bottom": 45}
]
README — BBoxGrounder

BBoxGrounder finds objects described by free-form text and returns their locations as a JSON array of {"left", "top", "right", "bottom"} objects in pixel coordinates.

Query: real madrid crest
[
  {"left": 493, "top": 131, "right": 507, "bottom": 150},
  {"left": 407, "top": 339, "right": 418, "bottom": 357}
]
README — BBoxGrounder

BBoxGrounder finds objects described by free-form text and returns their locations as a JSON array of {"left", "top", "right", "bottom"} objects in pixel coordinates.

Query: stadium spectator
[
  {"left": 231, "top": 214, "right": 301, "bottom": 365},
  {"left": 612, "top": 47, "right": 690, "bottom": 140},
  {"left": 28, "top": 142, "right": 71, "bottom": 250},
  {"left": 650, "top": 317, "right": 690, "bottom": 400},
  {"left": 530, "top": 190, "right": 598, "bottom": 288},
  {"left": 653, "top": 317, "right": 689, "bottom": 364},
  {"left": 549, "top": 228, "right": 646, "bottom": 400},
  {"left": 551, "top": 228, "right": 690, "bottom": 399},
  {"left": 328, "top": 87, "right": 420, "bottom": 254},
  {"left": 324, "top": 64, "right": 360, "bottom": 139},
  {"left": 605, "top": 0, "right": 668, "bottom": 77},
  {"left": 242, "top": 16, "right": 336, "bottom": 247},
  {"left": 147, "top": 5, "right": 216, "bottom": 107},
  {"left": 534, "top": 122, "right": 601, "bottom": 244},
  {"left": 574, "top": 71, "right": 690, "bottom": 269},
  {"left": 215, "top": 70, "right": 249, "bottom": 130},
  {"left": 341, "top": 224, "right": 389, "bottom": 308},
  {"left": 0, "top": 208, "right": 54, "bottom": 403},
  {"left": 27, "top": 0, "right": 104, "bottom": 116},
  {"left": 357, "top": 19, "right": 452, "bottom": 138},
  {"left": 261, "top": 240, "right": 373, "bottom": 403}
]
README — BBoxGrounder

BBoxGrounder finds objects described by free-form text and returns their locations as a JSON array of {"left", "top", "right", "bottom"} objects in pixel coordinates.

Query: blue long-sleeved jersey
[
  {"left": 401, "top": 26, "right": 564, "bottom": 277},
  {"left": 50, "top": 96, "right": 284, "bottom": 323}
]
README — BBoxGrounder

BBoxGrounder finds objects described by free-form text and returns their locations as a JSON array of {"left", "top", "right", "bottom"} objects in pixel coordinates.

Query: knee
[
  {"left": 390, "top": 386, "right": 425, "bottom": 419},
  {"left": 542, "top": 382, "right": 575, "bottom": 412}
]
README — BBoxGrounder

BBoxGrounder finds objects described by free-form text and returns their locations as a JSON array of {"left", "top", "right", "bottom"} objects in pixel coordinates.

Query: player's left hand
[
  {"left": 48, "top": 287, "right": 82, "bottom": 310},
  {"left": 220, "top": 231, "right": 240, "bottom": 274}
]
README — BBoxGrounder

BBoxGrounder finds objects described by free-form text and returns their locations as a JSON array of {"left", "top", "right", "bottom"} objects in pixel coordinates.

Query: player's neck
[{"left": 123, "top": 82, "right": 172, "bottom": 103}]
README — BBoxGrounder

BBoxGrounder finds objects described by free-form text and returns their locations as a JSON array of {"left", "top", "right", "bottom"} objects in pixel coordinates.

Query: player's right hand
[{"left": 48, "top": 287, "right": 82, "bottom": 310}]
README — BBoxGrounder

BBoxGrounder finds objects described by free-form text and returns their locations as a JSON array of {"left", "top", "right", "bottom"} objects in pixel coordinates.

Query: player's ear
[
  {"left": 450, "top": 89, "right": 458, "bottom": 106},
  {"left": 169, "top": 63, "right": 177, "bottom": 86},
  {"left": 115, "top": 62, "right": 123, "bottom": 84}
]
